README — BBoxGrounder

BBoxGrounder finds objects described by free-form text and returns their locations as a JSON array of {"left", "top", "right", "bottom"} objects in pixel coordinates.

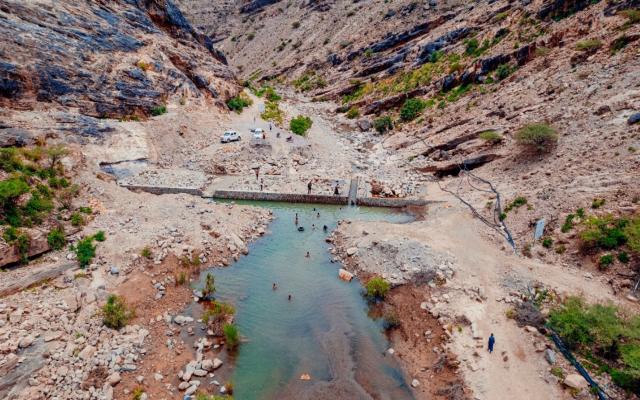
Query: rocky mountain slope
[
  {"left": 0, "top": 0, "right": 239, "bottom": 144},
  {"left": 180, "top": 0, "right": 639, "bottom": 257}
]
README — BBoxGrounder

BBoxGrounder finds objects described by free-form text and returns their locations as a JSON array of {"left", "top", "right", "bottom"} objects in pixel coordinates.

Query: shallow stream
[{"left": 197, "top": 202, "right": 415, "bottom": 400}]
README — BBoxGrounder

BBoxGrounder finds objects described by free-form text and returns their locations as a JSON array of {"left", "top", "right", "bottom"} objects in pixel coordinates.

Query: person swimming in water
[
  {"left": 295, "top": 213, "right": 299, "bottom": 225},
  {"left": 288, "top": 294, "right": 292, "bottom": 301},
  {"left": 323, "top": 225, "right": 328, "bottom": 232},
  {"left": 272, "top": 283, "right": 277, "bottom": 290},
  {"left": 305, "top": 251, "right": 310, "bottom": 258}
]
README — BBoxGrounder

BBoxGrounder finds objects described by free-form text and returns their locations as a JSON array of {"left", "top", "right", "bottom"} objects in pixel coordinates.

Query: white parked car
[
  {"left": 251, "top": 128, "right": 264, "bottom": 139},
  {"left": 221, "top": 131, "right": 240, "bottom": 143}
]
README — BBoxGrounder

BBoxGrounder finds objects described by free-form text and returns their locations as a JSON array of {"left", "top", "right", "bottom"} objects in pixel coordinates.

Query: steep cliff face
[{"left": 0, "top": 0, "right": 238, "bottom": 120}]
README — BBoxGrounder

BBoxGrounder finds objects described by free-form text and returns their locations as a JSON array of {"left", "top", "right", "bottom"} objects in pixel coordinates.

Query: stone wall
[{"left": 119, "top": 185, "right": 204, "bottom": 196}]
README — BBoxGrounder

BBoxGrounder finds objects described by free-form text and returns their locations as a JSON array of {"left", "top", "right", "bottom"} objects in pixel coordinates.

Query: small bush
[
  {"left": 611, "top": 34, "right": 630, "bottom": 53},
  {"left": 75, "top": 236, "right": 97, "bottom": 268},
  {"left": 3, "top": 226, "right": 18, "bottom": 242},
  {"left": 555, "top": 244, "right": 567, "bottom": 254},
  {"left": 561, "top": 214, "right": 575, "bottom": 233},
  {"left": 70, "top": 212, "right": 84, "bottom": 226},
  {"left": 346, "top": 107, "right": 360, "bottom": 119},
  {"left": 366, "top": 276, "right": 391, "bottom": 300},
  {"left": 592, "top": 198, "right": 606, "bottom": 209},
  {"left": 576, "top": 207, "right": 585, "bottom": 219},
  {"left": 261, "top": 100, "right": 284, "bottom": 124},
  {"left": 93, "top": 231, "right": 106, "bottom": 242},
  {"left": 478, "top": 130, "right": 503, "bottom": 144},
  {"left": 373, "top": 116, "right": 393, "bottom": 134},
  {"left": 495, "top": 63, "right": 513, "bottom": 81},
  {"left": 515, "top": 123, "right": 558, "bottom": 152},
  {"left": 226, "top": 95, "right": 252, "bottom": 113},
  {"left": 102, "top": 294, "right": 135, "bottom": 330},
  {"left": 223, "top": 323, "right": 240, "bottom": 349},
  {"left": 16, "top": 233, "right": 30, "bottom": 264},
  {"left": 79, "top": 206, "right": 92, "bottom": 214},
  {"left": 576, "top": 39, "right": 602, "bottom": 52},
  {"left": 141, "top": 246, "right": 152, "bottom": 259},
  {"left": 150, "top": 105, "right": 167, "bottom": 116},
  {"left": 203, "top": 272, "right": 216, "bottom": 299},
  {"left": 399, "top": 98, "right": 427, "bottom": 122},
  {"left": 618, "top": 251, "right": 630, "bottom": 263},
  {"left": 504, "top": 196, "right": 527, "bottom": 213},
  {"left": 132, "top": 387, "right": 145, "bottom": 400},
  {"left": 382, "top": 311, "right": 401, "bottom": 330},
  {"left": 176, "top": 271, "right": 187, "bottom": 285},
  {"left": 542, "top": 237, "right": 553, "bottom": 248},
  {"left": 290, "top": 115, "right": 313, "bottom": 136},
  {"left": 47, "top": 228, "right": 66, "bottom": 250},
  {"left": 599, "top": 254, "right": 614, "bottom": 269},
  {"left": 620, "top": 9, "right": 640, "bottom": 27}
]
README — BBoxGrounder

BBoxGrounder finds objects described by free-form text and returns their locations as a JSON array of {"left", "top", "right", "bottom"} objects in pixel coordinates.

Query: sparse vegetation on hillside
[
  {"left": 576, "top": 39, "right": 602, "bottom": 51},
  {"left": 290, "top": 115, "right": 313, "bottom": 135},
  {"left": 150, "top": 104, "right": 167, "bottom": 116},
  {"left": 515, "top": 123, "right": 558, "bottom": 152},
  {"left": 478, "top": 130, "right": 503, "bottom": 144},
  {"left": 399, "top": 98, "right": 427, "bottom": 121},
  {"left": 548, "top": 296, "right": 640, "bottom": 395},
  {"left": 292, "top": 72, "right": 327, "bottom": 92},
  {"left": 346, "top": 107, "right": 360, "bottom": 119},
  {"left": 373, "top": 116, "right": 393, "bottom": 134}
]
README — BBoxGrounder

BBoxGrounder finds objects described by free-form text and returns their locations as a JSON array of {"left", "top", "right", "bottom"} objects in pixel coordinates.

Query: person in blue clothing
[{"left": 488, "top": 333, "right": 495, "bottom": 353}]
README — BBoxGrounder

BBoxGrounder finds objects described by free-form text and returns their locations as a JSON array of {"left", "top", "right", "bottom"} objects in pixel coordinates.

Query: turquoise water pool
[{"left": 197, "top": 202, "right": 415, "bottom": 400}]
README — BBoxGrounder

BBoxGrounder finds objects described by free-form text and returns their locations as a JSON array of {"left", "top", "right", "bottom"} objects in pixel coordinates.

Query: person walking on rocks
[
  {"left": 307, "top": 181, "right": 312, "bottom": 195},
  {"left": 488, "top": 333, "right": 495, "bottom": 354}
]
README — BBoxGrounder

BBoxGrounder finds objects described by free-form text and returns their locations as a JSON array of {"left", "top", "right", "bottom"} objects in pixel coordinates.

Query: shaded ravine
[{"left": 195, "top": 202, "right": 415, "bottom": 400}]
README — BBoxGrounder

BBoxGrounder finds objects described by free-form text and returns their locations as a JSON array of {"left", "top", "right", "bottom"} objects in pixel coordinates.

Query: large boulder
[
  {"left": 628, "top": 112, "right": 640, "bottom": 125},
  {"left": 563, "top": 374, "right": 589, "bottom": 390}
]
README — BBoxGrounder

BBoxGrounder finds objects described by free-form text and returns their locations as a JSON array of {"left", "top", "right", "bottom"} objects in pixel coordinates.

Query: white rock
[
  {"left": 107, "top": 372, "right": 121, "bottom": 386},
  {"left": 346, "top": 247, "right": 358, "bottom": 256},
  {"left": 411, "top": 379, "right": 420, "bottom": 388},
  {"left": 563, "top": 374, "right": 588, "bottom": 390}
]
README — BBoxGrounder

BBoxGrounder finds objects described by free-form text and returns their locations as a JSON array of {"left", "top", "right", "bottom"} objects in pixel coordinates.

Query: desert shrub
[
  {"left": 141, "top": 246, "right": 152, "bottom": 259},
  {"left": 495, "top": 63, "right": 513, "bottom": 80},
  {"left": 592, "top": 198, "right": 606, "bottom": 209},
  {"left": 226, "top": 95, "right": 252, "bottom": 113},
  {"left": 576, "top": 207, "right": 585, "bottom": 218},
  {"left": 102, "top": 294, "right": 135, "bottom": 330},
  {"left": 93, "top": 230, "right": 106, "bottom": 242},
  {"left": 202, "top": 300, "right": 235, "bottom": 324},
  {"left": 625, "top": 215, "right": 640, "bottom": 254},
  {"left": 399, "top": 98, "right": 427, "bottom": 121},
  {"left": 3, "top": 226, "right": 18, "bottom": 242},
  {"left": 618, "top": 251, "right": 630, "bottom": 263},
  {"left": 561, "top": 214, "right": 575, "bottom": 233},
  {"left": 373, "top": 116, "right": 393, "bottom": 134},
  {"left": 346, "top": 107, "right": 360, "bottom": 119},
  {"left": 478, "top": 130, "right": 503, "bottom": 144},
  {"left": 576, "top": 39, "right": 602, "bottom": 51},
  {"left": 47, "top": 228, "right": 66, "bottom": 250},
  {"left": 292, "top": 72, "right": 327, "bottom": 92},
  {"left": 620, "top": 9, "right": 640, "bottom": 27},
  {"left": 382, "top": 311, "right": 401, "bottom": 330},
  {"left": 132, "top": 387, "right": 145, "bottom": 400},
  {"left": 290, "top": 115, "right": 313, "bottom": 136},
  {"left": 75, "top": 236, "right": 97, "bottom": 268},
  {"left": 223, "top": 323, "right": 240, "bottom": 349},
  {"left": 366, "top": 276, "right": 391, "bottom": 300},
  {"left": 580, "top": 214, "right": 628, "bottom": 251},
  {"left": 599, "top": 254, "right": 614, "bottom": 269},
  {"left": 611, "top": 34, "right": 630, "bottom": 53},
  {"left": 150, "top": 105, "right": 167, "bottom": 116},
  {"left": 504, "top": 196, "right": 527, "bottom": 213},
  {"left": 555, "top": 244, "right": 567, "bottom": 254},
  {"left": 59, "top": 184, "right": 80, "bottom": 209},
  {"left": 542, "top": 237, "right": 553, "bottom": 248},
  {"left": 48, "top": 176, "right": 69, "bottom": 189},
  {"left": 261, "top": 100, "right": 284, "bottom": 124},
  {"left": 71, "top": 212, "right": 84, "bottom": 226},
  {"left": 16, "top": 233, "right": 30, "bottom": 263},
  {"left": 23, "top": 192, "right": 53, "bottom": 223},
  {"left": 515, "top": 123, "right": 558, "bottom": 152},
  {"left": 175, "top": 271, "right": 187, "bottom": 285},
  {"left": 202, "top": 272, "right": 216, "bottom": 299}
]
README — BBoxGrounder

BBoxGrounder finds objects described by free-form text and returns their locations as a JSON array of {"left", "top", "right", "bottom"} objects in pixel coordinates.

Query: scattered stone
[
  {"left": 544, "top": 349, "right": 556, "bottom": 365},
  {"left": 411, "top": 379, "right": 420, "bottom": 388},
  {"left": 338, "top": 268, "right": 354, "bottom": 282},
  {"left": 628, "top": 112, "right": 640, "bottom": 125},
  {"left": 346, "top": 247, "right": 358, "bottom": 256},
  {"left": 107, "top": 372, "right": 121, "bottom": 386}
]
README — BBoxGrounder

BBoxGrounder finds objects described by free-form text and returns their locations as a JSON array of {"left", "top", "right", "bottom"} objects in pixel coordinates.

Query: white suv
[{"left": 221, "top": 131, "right": 241, "bottom": 143}]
